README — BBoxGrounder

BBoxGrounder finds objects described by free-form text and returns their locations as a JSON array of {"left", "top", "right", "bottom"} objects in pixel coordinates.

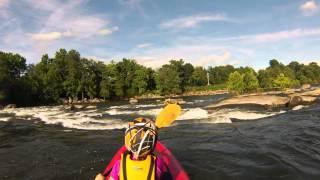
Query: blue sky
[{"left": 0, "top": 0, "right": 320, "bottom": 69}]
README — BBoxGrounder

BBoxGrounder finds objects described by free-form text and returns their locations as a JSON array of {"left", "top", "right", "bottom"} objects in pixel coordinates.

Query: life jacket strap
[
  {"left": 122, "top": 151, "right": 129, "bottom": 180},
  {"left": 147, "top": 154, "right": 155, "bottom": 180}
]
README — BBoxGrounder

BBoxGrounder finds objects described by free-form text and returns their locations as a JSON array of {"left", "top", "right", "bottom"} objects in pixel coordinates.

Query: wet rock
[
  {"left": 164, "top": 98, "right": 186, "bottom": 105},
  {"left": 129, "top": 98, "right": 138, "bottom": 104},
  {"left": 288, "top": 96, "right": 303, "bottom": 107},
  {"left": 206, "top": 95, "right": 290, "bottom": 109},
  {"left": 301, "top": 84, "right": 311, "bottom": 90},
  {"left": 68, "top": 97, "right": 73, "bottom": 104},
  {"left": 299, "top": 88, "right": 320, "bottom": 97},
  {"left": 63, "top": 99, "right": 69, "bottom": 104},
  {"left": 292, "top": 105, "right": 306, "bottom": 111},
  {"left": 91, "top": 98, "right": 100, "bottom": 103},
  {"left": 183, "top": 90, "right": 228, "bottom": 96},
  {"left": 69, "top": 104, "right": 76, "bottom": 111},
  {"left": 301, "top": 96, "right": 317, "bottom": 103},
  {"left": 5, "top": 104, "right": 16, "bottom": 109}
]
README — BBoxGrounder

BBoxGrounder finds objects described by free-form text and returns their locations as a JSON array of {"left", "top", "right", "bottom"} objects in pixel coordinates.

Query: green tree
[
  {"left": 100, "top": 67, "right": 111, "bottom": 101},
  {"left": 270, "top": 59, "right": 280, "bottom": 68},
  {"left": 99, "top": 62, "right": 118, "bottom": 100},
  {"left": 88, "top": 61, "right": 104, "bottom": 99},
  {"left": 208, "top": 65, "right": 235, "bottom": 84},
  {"left": 272, "top": 73, "right": 292, "bottom": 89},
  {"left": 191, "top": 67, "right": 207, "bottom": 86},
  {"left": 257, "top": 69, "right": 273, "bottom": 88},
  {"left": 243, "top": 70, "right": 259, "bottom": 92},
  {"left": 132, "top": 67, "right": 149, "bottom": 95},
  {"left": 169, "top": 59, "right": 185, "bottom": 91},
  {"left": 227, "top": 71, "right": 244, "bottom": 94},
  {"left": 156, "top": 65, "right": 181, "bottom": 95},
  {"left": 113, "top": 59, "right": 151, "bottom": 97},
  {"left": 0, "top": 52, "right": 28, "bottom": 105},
  {"left": 27, "top": 54, "right": 62, "bottom": 103},
  {"left": 146, "top": 68, "right": 156, "bottom": 91},
  {"left": 63, "top": 50, "right": 81, "bottom": 101},
  {"left": 183, "top": 63, "right": 194, "bottom": 86},
  {"left": 48, "top": 49, "right": 68, "bottom": 99},
  {"left": 0, "top": 52, "right": 27, "bottom": 79}
]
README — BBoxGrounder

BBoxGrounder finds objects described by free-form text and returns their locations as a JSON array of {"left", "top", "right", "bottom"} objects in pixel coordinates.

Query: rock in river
[{"left": 206, "top": 95, "right": 290, "bottom": 109}]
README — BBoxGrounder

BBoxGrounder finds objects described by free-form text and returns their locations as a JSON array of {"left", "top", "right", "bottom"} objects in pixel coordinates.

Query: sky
[{"left": 0, "top": 0, "right": 320, "bottom": 69}]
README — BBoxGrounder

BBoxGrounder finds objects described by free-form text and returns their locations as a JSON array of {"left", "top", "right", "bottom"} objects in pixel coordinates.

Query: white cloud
[
  {"left": 21, "top": 0, "right": 61, "bottom": 11},
  {"left": 118, "top": 0, "right": 142, "bottom": 9},
  {"left": 301, "top": 59, "right": 320, "bottom": 65},
  {"left": 29, "top": 26, "right": 119, "bottom": 42},
  {"left": 160, "top": 14, "right": 229, "bottom": 29},
  {"left": 254, "top": 28, "right": 320, "bottom": 42},
  {"left": 125, "top": 44, "right": 236, "bottom": 68},
  {"left": 196, "top": 52, "right": 232, "bottom": 66},
  {"left": 0, "top": 0, "right": 118, "bottom": 63},
  {"left": 134, "top": 51, "right": 233, "bottom": 68},
  {"left": 136, "top": 43, "right": 152, "bottom": 48},
  {"left": 30, "top": 32, "right": 62, "bottom": 41},
  {"left": 24, "top": 0, "right": 118, "bottom": 41},
  {"left": 61, "top": 17, "right": 107, "bottom": 38},
  {"left": 203, "top": 27, "right": 320, "bottom": 43},
  {"left": 300, "top": 1, "right": 319, "bottom": 16},
  {"left": 0, "top": 0, "right": 9, "bottom": 8},
  {"left": 98, "top": 29, "right": 112, "bottom": 36},
  {"left": 98, "top": 26, "right": 119, "bottom": 36},
  {"left": 25, "top": 0, "right": 116, "bottom": 42},
  {"left": 84, "top": 56, "right": 110, "bottom": 62},
  {"left": 0, "top": 0, "right": 10, "bottom": 18}
]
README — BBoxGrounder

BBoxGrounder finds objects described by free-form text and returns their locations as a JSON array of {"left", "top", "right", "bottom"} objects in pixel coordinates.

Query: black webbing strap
[
  {"left": 122, "top": 151, "right": 129, "bottom": 180},
  {"left": 147, "top": 156, "right": 155, "bottom": 180}
]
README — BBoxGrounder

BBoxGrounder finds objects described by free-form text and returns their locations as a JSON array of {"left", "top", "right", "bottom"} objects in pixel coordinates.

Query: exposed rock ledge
[
  {"left": 206, "top": 95, "right": 290, "bottom": 109},
  {"left": 206, "top": 87, "right": 320, "bottom": 110},
  {"left": 297, "top": 88, "right": 320, "bottom": 97}
]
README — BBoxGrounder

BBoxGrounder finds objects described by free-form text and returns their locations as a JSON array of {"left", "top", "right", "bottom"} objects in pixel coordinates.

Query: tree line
[{"left": 1, "top": 49, "right": 320, "bottom": 106}]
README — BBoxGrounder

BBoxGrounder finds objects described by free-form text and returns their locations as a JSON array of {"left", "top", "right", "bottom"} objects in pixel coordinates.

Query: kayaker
[{"left": 95, "top": 118, "right": 170, "bottom": 180}]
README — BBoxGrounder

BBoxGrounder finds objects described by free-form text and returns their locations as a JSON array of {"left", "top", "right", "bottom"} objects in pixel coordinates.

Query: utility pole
[{"left": 207, "top": 72, "right": 210, "bottom": 86}]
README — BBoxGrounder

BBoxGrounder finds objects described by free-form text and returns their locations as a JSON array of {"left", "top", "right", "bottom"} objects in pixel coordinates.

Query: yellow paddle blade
[{"left": 155, "top": 104, "right": 181, "bottom": 128}]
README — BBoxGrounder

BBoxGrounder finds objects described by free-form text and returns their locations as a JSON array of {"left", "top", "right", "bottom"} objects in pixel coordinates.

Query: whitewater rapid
[{"left": 0, "top": 96, "right": 302, "bottom": 130}]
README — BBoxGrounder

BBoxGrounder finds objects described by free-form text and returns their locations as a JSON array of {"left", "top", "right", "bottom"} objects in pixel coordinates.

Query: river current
[{"left": 0, "top": 94, "right": 320, "bottom": 180}]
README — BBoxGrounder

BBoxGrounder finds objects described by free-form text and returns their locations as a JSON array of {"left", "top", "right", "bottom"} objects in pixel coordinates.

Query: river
[{"left": 0, "top": 94, "right": 320, "bottom": 180}]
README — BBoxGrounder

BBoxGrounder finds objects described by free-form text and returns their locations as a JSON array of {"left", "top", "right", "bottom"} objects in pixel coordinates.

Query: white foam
[
  {"left": 109, "top": 104, "right": 159, "bottom": 110},
  {"left": 176, "top": 107, "right": 286, "bottom": 124},
  {"left": 177, "top": 107, "right": 285, "bottom": 123},
  {"left": 194, "top": 100, "right": 205, "bottom": 103},
  {"left": 0, "top": 106, "right": 128, "bottom": 130},
  {"left": 209, "top": 108, "right": 286, "bottom": 121},
  {"left": 292, "top": 105, "right": 307, "bottom": 111},
  {"left": 105, "top": 109, "right": 135, "bottom": 115},
  {"left": 0, "top": 117, "right": 10, "bottom": 122},
  {"left": 178, "top": 108, "right": 209, "bottom": 120},
  {"left": 138, "top": 108, "right": 162, "bottom": 117},
  {"left": 0, "top": 102, "right": 289, "bottom": 129},
  {"left": 209, "top": 116, "right": 232, "bottom": 123},
  {"left": 135, "top": 104, "right": 159, "bottom": 108},
  {"left": 105, "top": 106, "right": 162, "bottom": 118}
]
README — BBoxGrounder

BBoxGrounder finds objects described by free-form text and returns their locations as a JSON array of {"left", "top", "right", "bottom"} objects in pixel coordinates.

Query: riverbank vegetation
[{"left": 1, "top": 49, "right": 320, "bottom": 106}]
